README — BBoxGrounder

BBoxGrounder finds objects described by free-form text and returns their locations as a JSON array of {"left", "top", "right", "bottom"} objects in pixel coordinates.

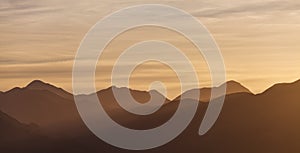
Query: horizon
[{"left": 2, "top": 78, "right": 300, "bottom": 99}]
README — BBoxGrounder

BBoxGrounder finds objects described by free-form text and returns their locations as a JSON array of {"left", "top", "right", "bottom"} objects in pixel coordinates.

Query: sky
[{"left": 1, "top": 0, "right": 300, "bottom": 98}]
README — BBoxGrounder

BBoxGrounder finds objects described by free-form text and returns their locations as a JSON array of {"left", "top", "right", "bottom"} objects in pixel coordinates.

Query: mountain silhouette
[
  {"left": 26, "top": 80, "right": 73, "bottom": 100},
  {"left": 0, "top": 110, "right": 56, "bottom": 153},
  {"left": 0, "top": 82, "right": 76, "bottom": 127},
  {"left": 174, "top": 80, "right": 251, "bottom": 102},
  {"left": 0, "top": 79, "right": 300, "bottom": 153},
  {"left": 0, "top": 110, "right": 36, "bottom": 141},
  {"left": 0, "top": 80, "right": 171, "bottom": 136}
]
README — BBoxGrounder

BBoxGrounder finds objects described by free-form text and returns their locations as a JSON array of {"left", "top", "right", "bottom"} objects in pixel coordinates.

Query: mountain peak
[
  {"left": 222, "top": 80, "right": 252, "bottom": 93},
  {"left": 261, "top": 79, "right": 300, "bottom": 95},
  {"left": 226, "top": 80, "right": 242, "bottom": 85},
  {"left": 98, "top": 85, "right": 170, "bottom": 103},
  {"left": 174, "top": 80, "right": 252, "bottom": 102},
  {"left": 26, "top": 80, "right": 50, "bottom": 89},
  {"left": 25, "top": 80, "right": 72, "bottom": 99},
  {"left": 6, "top": 87, "right": 22, "bottom": 94},
  {"left": 293, "top": 79, "right": 300, "bottom": 85}
]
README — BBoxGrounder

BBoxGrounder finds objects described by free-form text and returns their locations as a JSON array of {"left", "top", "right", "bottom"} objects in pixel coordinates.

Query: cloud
[
  {"left": 0, "top": 57, "right": 74, "bottom": 65},
  {"left": 1, "top": 0, "right": 300, "bottom": 96},
  {"left": 0, "top": 0, "right": 63, "bottom": 24},
  {"left": 193, "top": 1, "right": 300, "bottom": 18}
]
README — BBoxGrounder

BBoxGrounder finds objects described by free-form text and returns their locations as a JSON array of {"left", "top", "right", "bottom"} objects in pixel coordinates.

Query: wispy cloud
[
  {"left": 1, "top": 0, "right": 300, "bottom": 96},
  {"left": 193, "top": 1, "right": 300, "bottom": 18}
]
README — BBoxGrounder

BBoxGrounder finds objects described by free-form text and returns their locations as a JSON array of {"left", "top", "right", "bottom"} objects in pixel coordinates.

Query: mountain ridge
[
  {"left": 1, "top": 79, "right": 300, "bottom": 152},
  {"left": 0, "top": 79, "right": 271, "bottom": 99},
  {"left": 3, "top": 79, "right": 300, "bottom": 99},
  {"left": 173, "top": 80, "right": 252, "bottom": 102}
]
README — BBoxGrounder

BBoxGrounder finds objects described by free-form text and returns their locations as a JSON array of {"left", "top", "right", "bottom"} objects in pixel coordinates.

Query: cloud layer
[{"left": 1, "top": 0, "right": 300, "bottom": 98}]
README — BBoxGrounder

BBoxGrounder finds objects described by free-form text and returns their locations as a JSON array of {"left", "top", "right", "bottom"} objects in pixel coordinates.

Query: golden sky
[{"left": 1, "top": 0, "right": 300, "bottom": 98}]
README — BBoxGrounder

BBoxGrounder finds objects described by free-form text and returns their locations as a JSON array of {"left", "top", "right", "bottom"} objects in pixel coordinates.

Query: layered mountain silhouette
[
  {"left": 0, "top": 82, "right": 77, "bottom": 127},
  {"left": 0, "top": 79, "right": 300, "bottom": 153},
  {"left": 26, "top": 80, "right": 73, "bottom": 100},
  {"left": 174, "top": 80, "right": 252, "bottom": 102},
  {"left": 0, "top": 81, "right": 171, "bottom": 136},
  {"left": 0, "top": 110, "right": 60, "bottom": 153},
  {"left": 0, "top": 110, "right": 37, "bottom": 142}
]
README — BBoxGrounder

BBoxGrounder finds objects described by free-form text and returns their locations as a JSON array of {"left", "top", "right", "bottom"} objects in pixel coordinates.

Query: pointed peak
[
  {"left": 25, "top": 80, "right": 72, "bottom": 99},
  {"left": 261, "top": 79, "right": 300, "bottom": 94},
  {"left": 216, "top": 80, "right": 243, "bottom": 88},
  {"left": 226, "top": 80, "right": 241, "bottom": 85},
  {"left": 6, "top": 87, "right": 22, "bottom": 94},
  {"left": 292, "top": 79, "right": 300, "bottom": 84},
  {"left": 203, "top": 80, "right": 245, "bottom": 89},
  {"left": 26, "top": 80, "right": 50, "bottom": 88},
  {"left": 25, "top": 80, "right": 56, "bottom": 92},
  {"left": 224, "top": 80, "right": 252, "bottom": 94}
]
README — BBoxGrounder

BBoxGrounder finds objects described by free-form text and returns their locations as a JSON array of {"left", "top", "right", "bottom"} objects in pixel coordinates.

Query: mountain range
[{"left": 0, "top": 79, "right": 300, "bottom": 153}]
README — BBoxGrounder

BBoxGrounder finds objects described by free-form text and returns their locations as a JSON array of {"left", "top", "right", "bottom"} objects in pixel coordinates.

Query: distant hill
[
  {"left": 25, "top": 80, "right": 73, "bottom": 100},
  {"left": 0, "top": 110, "right": 56, "bottom": 153},
  {"left": 0, "top": 110, "right": 35, "bottom": 142},
  {"left": 174, "top": 80, "right": 252, "bottom": 102}
]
